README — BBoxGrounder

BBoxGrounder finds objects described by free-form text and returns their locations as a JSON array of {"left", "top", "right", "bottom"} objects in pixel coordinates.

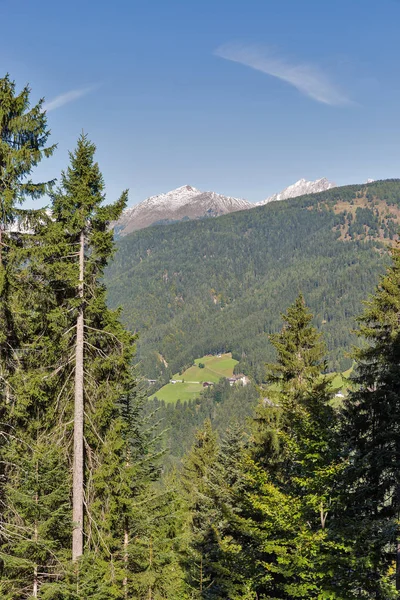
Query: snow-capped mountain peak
[
  {"left": 257, "top": 177, "right": 337, "bottom": 206},
  {"left": 115, "top": 185, "right": 250, "bottom": 235},
  {"left": 123, "top": 185, "right": 201, "bottom": 215},
  {"left": 114, "top": 178, "right": 338, "bottom": 235}
]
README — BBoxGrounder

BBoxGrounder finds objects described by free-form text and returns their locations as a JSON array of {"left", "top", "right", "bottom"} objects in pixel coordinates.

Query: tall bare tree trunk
[
  {"left": 33, "top": 563, "right": 38, "bottom": 598},
  {"left": 33, "top": 469, "right": 38, "bottom": 598},
  {"left": 72, "top": 230, "right": 85, "bottom": 561},
  {"left": 123, "top": 520, "right": 129, "bottom": 599},
  {"left": 199, "top": 555, "right": 203, "bottom": 594},
  {"left": 148, "top": 537, "right": 153, "bottom": 600},
  {"left": 396, "top": 483, "right": 400, "bottom": 591}
]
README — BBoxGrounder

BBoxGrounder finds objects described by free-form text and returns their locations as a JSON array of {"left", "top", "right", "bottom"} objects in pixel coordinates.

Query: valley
[
  {"left": 106, "top": 178, "right": 400, "bottom": 388},
  {"left": 150, "top": 352, "right": 238, "bottom": 403}
]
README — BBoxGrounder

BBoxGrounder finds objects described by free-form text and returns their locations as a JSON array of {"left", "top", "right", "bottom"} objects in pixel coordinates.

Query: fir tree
[
  {"left": 31, "top": 134, "right": 176, "bottom": 598},
  {"left": 339, "top": 245, "right": 400, "bottom": 598},
  {"left": 181, "top": 419, "right": 219, "bottom": 597},
  {"left": 128, "top": 471, "right": 190, "bottom": 600},
  {"left": 42, "top": 134, "right": 132, "bottom": 584},
  {"left": 0, "top": 75, "right": 61, "bottom": 598},
  {"left": 0, "top": 74, "right": 55, "bottom": 401},
  {"left": 197, "top": 426, "right": 253, "bottom": 600},
  {"left": 246, "top": 294, "right": 344, "bottom": 598},
  {"left": 257, "top": 294, "right": 338, "bottom": 493}
]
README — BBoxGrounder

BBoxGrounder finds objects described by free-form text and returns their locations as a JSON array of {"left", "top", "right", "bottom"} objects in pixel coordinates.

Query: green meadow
[{"left": 150, "top": 353, "right": 238, "bottom": 404}]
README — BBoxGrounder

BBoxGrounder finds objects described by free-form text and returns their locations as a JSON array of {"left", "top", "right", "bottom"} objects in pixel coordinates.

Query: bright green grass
[
  {"left": 173, "top": 365, "right": 221, "bottom": 384},
  {"left": 173, "top": 353, "right": 238, "bottom": 383},
  {"left": 150, "top": 353, "right": 238, "bottom": 404},
  {"left": 150, "top": 381, "right": 203, "bottom": 404}
]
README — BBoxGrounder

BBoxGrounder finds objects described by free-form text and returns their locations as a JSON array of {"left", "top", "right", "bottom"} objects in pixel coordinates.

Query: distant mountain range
[
  {"left": 115, "top": 185, "right": 251, "bottom": 235},
  {"left": 256, "top": 177, "right": 336, "bottom": 206},
  {"left": 114, "top": 178, "right": 337, "bottom": 234}
]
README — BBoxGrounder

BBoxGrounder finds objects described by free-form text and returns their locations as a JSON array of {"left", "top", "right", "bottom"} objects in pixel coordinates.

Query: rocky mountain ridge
[
  {"left": 115, "top": 178, "right": 337, "bottom": 234},
  {"left": 115, "top": 185, "right": 251, "bottom": 235},
  {"left": 257, "top": 177, "right": 337, "bottom": 206}
]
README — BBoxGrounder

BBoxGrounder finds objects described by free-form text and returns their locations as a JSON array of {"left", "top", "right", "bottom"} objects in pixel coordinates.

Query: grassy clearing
[
  {"left": 150, "top": 381, "right": 203, "bottom": 404},
  {"left": 151, "top": 353, "right": 238, "bottom": 404},
  {"left": 172, "top": 353, "right": 238, "bottom": 383}
]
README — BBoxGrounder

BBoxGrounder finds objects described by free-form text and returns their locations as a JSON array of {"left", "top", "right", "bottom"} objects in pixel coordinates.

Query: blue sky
[{"left": 1, "top": 0, "right": 400, "bottom": 206}]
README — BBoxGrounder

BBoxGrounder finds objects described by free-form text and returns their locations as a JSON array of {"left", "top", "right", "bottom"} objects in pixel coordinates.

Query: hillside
[
  {"left": 150, "top": 353, "right": 238, "bottom": 404},
  {"left": 105, "top": 179, "right": 400, "bottom": 385}
]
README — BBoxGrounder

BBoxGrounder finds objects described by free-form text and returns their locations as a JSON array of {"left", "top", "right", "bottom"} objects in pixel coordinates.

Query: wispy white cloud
[
  {"left": 43, "top": 86, "right": 94, "bottom": 112},
  {"left": 215, "top": 43, "right": 352, "bottom": 106}
]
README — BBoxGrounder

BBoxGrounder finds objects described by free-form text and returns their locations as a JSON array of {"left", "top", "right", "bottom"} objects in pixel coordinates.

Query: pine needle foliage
[
  {"left": 0, "top": 74, "right": 61, "bottom": 599},
  {"left": 246, "top": 294, "right": 345, "bottom": 598},
  {"left": 339, "top": 244, "right": 400, "bottom": 598}
]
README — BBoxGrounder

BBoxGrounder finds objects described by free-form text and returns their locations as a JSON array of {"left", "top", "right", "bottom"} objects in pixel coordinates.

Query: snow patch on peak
[
  {"left": 257, "top": 177, "right": 337, "bottom": 206},
  {"left": 115, "top": 185, "right": 251, "bottom": 235},
  {"left": 138, "top": 185, "right": 201, "bottom": 210}
]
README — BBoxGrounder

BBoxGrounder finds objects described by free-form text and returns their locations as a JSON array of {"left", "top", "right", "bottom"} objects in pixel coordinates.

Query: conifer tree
[
  {"left": 256, "top": 294, "right": 337, "bottom": 492},
  {"left": 0, "top": 74, "right": 55, "bottom": 401},
  {"left": 244, "top": 294, "right": 344, "bottom": 597},
  {"left": 0, "top": 75, "right": 61, "bottom": 598},
  {"left": 339, "top": 245, "right": 400, "bottom": 598},
  {"left": 42, "top": 134, "right": 131, "bottom": 572},
  {"left": 0, "top": 188, "right": 75, "bottom": 598},
  {"left": 181, "top": 419, "right": 219, "bottom": 597},
  {"left": 128, "top": 471, "right": 190, "bottom": 600},
  {"left": 196, "top": 426, "right": 253, "bottom": 600},
  {"left": 30, "top": 134, "right": 178, "bottom": 598}
]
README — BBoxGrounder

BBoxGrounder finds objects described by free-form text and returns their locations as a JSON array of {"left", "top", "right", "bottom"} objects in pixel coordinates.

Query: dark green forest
[
  {"left": 105, "top": 179, "right": 400, "bottom": 386},
  {"left": 4, "top": 74, "right": 400, "bottom": 598},
  {"left": 145, "top": 380, "right": 259, "bottom": 468}
]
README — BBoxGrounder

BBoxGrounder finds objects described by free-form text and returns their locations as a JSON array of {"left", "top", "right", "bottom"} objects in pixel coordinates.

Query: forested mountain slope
[{"left": 105, "top": 179, "right": 400, "bottom": 383}]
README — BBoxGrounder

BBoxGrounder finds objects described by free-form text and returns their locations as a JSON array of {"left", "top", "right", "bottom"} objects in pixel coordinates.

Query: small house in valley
[{"left": 228, "top": 374, "right": 250, "bottom": 387}]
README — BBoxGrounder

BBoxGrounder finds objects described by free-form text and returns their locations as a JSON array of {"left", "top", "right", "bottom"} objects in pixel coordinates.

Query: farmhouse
[
  {"left": 228, "top": 374, "right": 250, "bottom": 386},
  {"left": 202, "top": 381, "right": 214, "bottom": 388}
]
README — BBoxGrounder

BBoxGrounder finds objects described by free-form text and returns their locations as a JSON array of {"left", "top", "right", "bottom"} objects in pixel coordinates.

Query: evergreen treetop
[
  {"left": 267, "top": 292, "right": 327, "bottom": 392},
  {"left": 0, "top": 74, "right": 55, "bottom": 227}
]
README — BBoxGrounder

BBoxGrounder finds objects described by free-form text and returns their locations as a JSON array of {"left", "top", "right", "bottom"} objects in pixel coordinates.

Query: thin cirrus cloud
[
  {"left": 215, "top": 43, "right": 352, "bottom": 107},
  {"left": 43, "top": 86, "right": 94, "bottom": 112}
]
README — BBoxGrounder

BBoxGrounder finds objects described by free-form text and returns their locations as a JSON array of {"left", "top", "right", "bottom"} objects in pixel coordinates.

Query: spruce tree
[
  {"left": 0, "top": 74, "right": 55, "bottom": 401},
  {"left": 339, "top": 245, "right": 400, "bottom": 598},
  {"left": 196, "top": 426, "right": 253, "bottom": 600},
  {"left": 128, "top": 471, "right": 190, "bottom": 600},
  {"left": 31, "top": 134, "right": 176, "bottom": 598},
  {"left": 43, "top": 133, "right": 131, "bottom": 579},
  {"left": 0, "top": 188, "right": 73, "bottom": 599},
  {"left": 181, "top": 419, "right": 219, "bottom": 597},
  {"left": 256, "top": 294, "right": 337, "bottom": 491},
  {"left": 245, "top": 294, "right": 344, "bottom": 597},
  {"left": 0, "top": 75, "right": 61, "bottom": 598}
]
